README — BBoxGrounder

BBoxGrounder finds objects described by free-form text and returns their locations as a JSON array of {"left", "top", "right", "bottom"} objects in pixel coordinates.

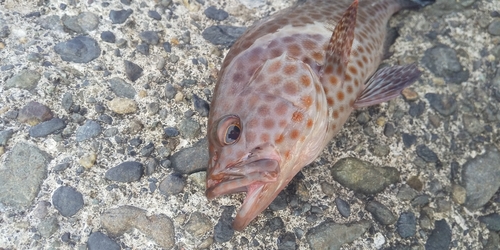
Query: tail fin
[{"left": 398, "top": 0, "right": 435, "bottom": 9}]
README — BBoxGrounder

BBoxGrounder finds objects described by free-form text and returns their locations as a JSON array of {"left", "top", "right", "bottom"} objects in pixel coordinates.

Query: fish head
[{"left": 206, "top": 54, "right": 328, "bottom": 230}]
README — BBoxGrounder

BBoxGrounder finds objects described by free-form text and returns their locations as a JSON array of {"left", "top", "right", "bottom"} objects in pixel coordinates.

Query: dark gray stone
[
  {"left": 105, "top": 161, "right": 143, "bottom": 182},
  {"left": 52, "top": 186, "right": 84, "bottom": 217},
  {"left": 422, "top": 45, "right": 469, "bottom": 84},
  {"left": 109, "top": 9, "right": 133, "bottom": 24},
  {"left": 18, "top": 101, "right": 53, "bottom": 125},
  {"left": 192, "top": 94, "right": 210, "bottom": 117},
  {"left": 165, "top": 83, "right": 177, "bottom": 99},
  {"left": 171, "top": 137, "right": 209, "bottom": 174},
  {"left": 202, "top": 25, "right": 246, "bottom": 47},
  {"left": 62, "top": 12, "right": 99, "bottom": 33},
  {"left": 29, "top": 118, "right": 66, "bottom": 137},
  {"left": 463, "top": 147, "right": 500, "bottom": 210},
  {"left": 109, "top": 77, "right": 136, "bottom": 98},
  {"left": 425, "top": 219, "right": 451, "bottom": 250},
  {"left": 61, "top": 92, "right": 73, "bottom": 112},
  {"left": 397, "top": 212, "right": 416, "bottom": 238},
  {"left": 335, "top": 197, "right": 350, "bottom": 218},
  {"left": 163, "top": 42, "right": 171, "bottom": 53},
  {"left": 402, "top": 133, "right": 417, "bottom": 148},
  {"left": 365, "top": 200, "right": 396, "bottom": 225},
  {"left": 0, "top": 143, "right": 50, "bottom": 208},
  {"left": 488, "top": 20, "right": 500, "bottom": 36},
  {"left": 100, "top": 31, "right": 116, "bottom": 43},
  {"left": 214, "top": 206, "right": 235, "bottom": 243},
  {"left": 277, "top": 232, "right": 296, "bottom": 250},
  {"left": 87, "top": 232, "right": 120, "bottom": 250},
  {"left": 37, "top": 216, "right": 59, "bottom": 238},
  {"left": 0, "top": 129, "right": 13, "bottom": 146},
  {"left": 425, "top": 93, "right": 457, "bottom": 116},
  {"left": 54, "top": 36, "right": 101, "bottom": 63},
  {"left": 164, "top": 127, "right": 179, "bottom": 137},
  {"left": 416, "top": 145, "right": 439, "bottom": 163},
  {"left": 148, "top": 10, "right": 162, "bottom": 20},
  {"left": 479, "top": 213, "right": 500, "bottom": 231},
  {"left": 139, "top": 31, "right": 160, "bottom": 45},
  {"left": 204, "top": 6, "right": 229, "bottom": 21},
  {"left": 158, "top": 174, "right": 186, "bottom": 196},
  {"left": 179, "top": 118, "right": 201, "bottom": 139},
  {"left": 124, "top": 60, "right": 143, "bottom": 82},
  {"left": 75, "top": 120, "right": 102, "bottom": 142},
  {"left": 136, "top": 43, "right": 150, "bottom": 55}
]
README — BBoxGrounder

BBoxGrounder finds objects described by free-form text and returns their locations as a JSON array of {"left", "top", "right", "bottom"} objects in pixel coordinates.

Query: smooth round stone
[
  {"left": 75, "top": 120, "right": 102, "bottom": 142},
  {"left": 54, "top": 36, "right": 100, "bottom": 63},
  {"left": 158, "top": 174, "right": 186, "bottom": 196},
  {"left": 87, "top": 232, "right": 120, "bottom": 250},
  {"left": 100, "top": 31, "right": 115, "bottom": 43},
  {"left": 204, "top": 6, "right": 229, "bottom": 21},
  {"left": 105, "top": 161, "right": 143, "bottom": 182},
  {"left": 139, "top": 31, "right": 159, "bottom": 45},
  {"left": 52, "top": 186, "right": 84, "bottom": 217},
  {"left": 148, "top": 10, "right": 162, "bottom": 20},
  {"left": 5, "top": 70, "right": 41, "bottom": 90},
  {"left": 107, "top": 97, "right": 137, "bottom": 114}
]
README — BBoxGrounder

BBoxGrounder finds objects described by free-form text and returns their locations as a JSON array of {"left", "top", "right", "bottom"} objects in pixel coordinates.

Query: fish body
[{"left": 206, "top": 0, "right": 432, "bottom": 230}]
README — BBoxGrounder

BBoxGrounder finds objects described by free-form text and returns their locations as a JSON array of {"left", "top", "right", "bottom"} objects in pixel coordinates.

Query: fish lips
[{"left": 205, "top": 158, "right": 280, "bottom": 200}]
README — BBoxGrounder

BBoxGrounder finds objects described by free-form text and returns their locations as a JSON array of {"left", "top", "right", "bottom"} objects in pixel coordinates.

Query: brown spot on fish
[
  {"left": 258, "top": 105, "right": 271, "bottom": 116},
  {"left": 269, "top": 60, "right": 282, "bottom": 73},
  {"left": 292, "top": 111, "right": 304, "bottom": 122},
  {"left": 270, "top": 75, "right": 281, "bottom": 85},
  {"left": 312, "top": 51, "right": 323, "bottom": 61},
  {"left": 248, "top": 118, "right": 259, "bottom": 127},
  {"left": 347, "top": 85, "right": 353, "bottom": 94},
  {"left": 301, "top": 95, "right": 313, "bottom": 108},
  {"left": 307, "top": 118, "right": 313, "bottom": 128},
  {"left": 260, "top": 133, "right": 270, "bottom": 142},
  {"left": 344, "top": 73, "right": 352, "bottom": 82},
  {"left": 263, "top": 118, "right": 275, "bottom": 129},
  {"left": 284, "top": 64, "right": 298, "bottom": 75},
  {"left": 275, "top": 134, "right": 285, "bottom": 144},
  {"left": 279, "top": 119, "right": 287, "bottom": 128},
  {"left": 329, "top": 76, "right": 339, "bottom": 85},
  {"left": 246, "top": 131, "right": 256, "bottom": 143},
  {"left": 275, "top": 102, "right": 288, "bottom": 115},
  {"left": 302, "top": 39, "right": 317, "bottom": 50},
  {"left": 288, "top": 44, "right": 302, "bottom": 57},
  {"left": 349, "top": 66, "right": 358, "bottom": 75},
  {"left": 284, "top": 81, "right": 298, "bottom": 95},
  {"left": 327, "top": 97, "right": 334, "bottom": 106},
  {"left": 324, "top": 65, "right": 334, "bottom": 74},
  {"left": 333, "top": 110, "right": 339, "bottom": 119},
  {"left": 300, "top": 75, "right": 311, "bottom": 87},
  {"left": 290, "top": 129, "right": 300, "bottom": 140}
]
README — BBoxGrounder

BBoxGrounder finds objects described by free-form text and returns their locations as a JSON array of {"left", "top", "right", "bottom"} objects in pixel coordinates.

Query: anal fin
[{"left": 354, "top": 64, "right": 421, "bottom": 109}]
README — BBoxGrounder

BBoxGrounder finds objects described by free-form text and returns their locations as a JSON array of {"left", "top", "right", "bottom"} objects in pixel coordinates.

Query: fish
[{"left": 205, "top": 0, "right": 434, "bottom": 230}]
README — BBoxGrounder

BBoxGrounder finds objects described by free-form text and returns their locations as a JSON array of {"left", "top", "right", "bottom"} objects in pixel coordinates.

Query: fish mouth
[{"left": 205, "top": 158, "right": 280, "bottom": 200}]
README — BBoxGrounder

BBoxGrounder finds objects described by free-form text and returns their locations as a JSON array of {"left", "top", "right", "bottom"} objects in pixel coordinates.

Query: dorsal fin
[{"left": 320, "top": 0, "right": 358, "bottom": 87}]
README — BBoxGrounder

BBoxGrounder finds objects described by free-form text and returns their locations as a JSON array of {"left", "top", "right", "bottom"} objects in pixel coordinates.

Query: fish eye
[
  {"left": 224, "top": 124, "right": 241, "bottom": 145},
  {"left": 216, "top": 115, "right": 242, "bottom": 146}
]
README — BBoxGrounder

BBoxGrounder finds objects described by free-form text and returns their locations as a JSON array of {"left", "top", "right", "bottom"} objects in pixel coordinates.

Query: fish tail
[{"left": 397, "top": 0, "right": 435, "bottom": 9}]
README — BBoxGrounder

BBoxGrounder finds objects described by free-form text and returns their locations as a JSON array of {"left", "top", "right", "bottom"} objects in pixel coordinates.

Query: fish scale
[{"left": 206, "top": 0, "right": 433, "bottom": 230}]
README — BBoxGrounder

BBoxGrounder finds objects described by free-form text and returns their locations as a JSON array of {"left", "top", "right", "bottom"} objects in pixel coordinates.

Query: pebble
[
  {"left": 29, "top": 118, "right": 66, "bottom": 137},
  {"left": 5, "top": 69, "right": 41, "bottom": 90},
  {"left": 408, "top": 101, "right": 425, "bottom": 117},
  {"left": 451, "top": 184, "right": 466, "bottom": 204},
  {"left": 148, "top": 10, "right": 162, "bottom": 20},
  {"left": 37, "top": 216, "right": 59, "bottom": 238},
  {"left": 184, "top": 212, "right": 212, "bottom": 237},
  {"left": 334, "top": 197, "right": 350, "bottom": 218},
  {"left": 54, "top": 36, "right": 101, "bottom": 63},
  {"left": 163, "top": 42, "right": 172, "bottom": 53},
  {"left": 109, "top": 77, "right": 136, "bottom": 98},
  {"left": 39, "top": 15, "right": 63, "bottom": 30},
  {"left": 397, "top": 212, "right": 416, "bottom": 238},
  {"left": 204, "top": 6, "right": 229, "bottom": 21},
  {"left": 124, "top": 60, "right": 143, "bottom": 82},
  {"left": 192, "top": 94, "right": 210, "bottom": 117},
  {"left": 306, "top": 220, "right": 370, "bottom": 250},
  {"left": 269, "top": 191, "right": 288, "bottom": 211},
  {"left": 214, "top": 206, "right": 235, "bottom": 243},
  {"left": 416, "top": 145, "right": 439, "bottom": 163},
  {"left": 27, "top": 52, "right": 43, "bottom": 62},
  {"left": 425, "top": 219, "right": 451, "bottom": 250},
  {"left": 164, "top": 127, "right": 180, "bottom": 137},
  {"left": 462, "top": 114, "right": 484, "bottom": 135},
  {"left": 61, "top": 12, "right": 99, "bottom": 33},
  {"left": 356, "top": 111, "right": 370, "bottom": 124},
  {"left": 75, "top": 120, "right": 102, "bottom": 142},
  {"left": 402, "top": 133, "right": 417, "bottom": 148},
  {"left": 139, "top": 31, "right": 160, "bottom": 45},
  {"left": 78, "top": 152, "right": 97, "bottom": 169},
  {"left": 396, "top": 185, "right": 418, "bottom": 201},
  {"left": 188, "top": 171, "right": 206, "bottom": 189},
  {"left": 488, "top": 20, "right": 500, "bottom": 36},
  {"left": 109, "top": 9, "right": 133, "bottom": 24},
  {"left": 365, "top": 200, "right": 397, "bottom": 225},
  {"left": 406, "top": 176, "right": 423, "bottom": 191},
  {"left": 0, "top": 143, "right": 49, "bottom": 208},
  {"left": 107, "top": 97, "right": 138, "bottom": 114},
  {"left": 266, "top": 217, "right": 285, "bottom": 232},
  {"left": 18, "top": 101, "right": 53, "bottom": 125},
  {"left": 202, "top": 25, "right": 246, "bottom": 47},
  {"left": 384, "top": 122, "right": 395, "bottom": 137},
  {"left": 462, "top": 146, "right": 500, "bottom": 210},
  {"left": 101, "top": 205, "right": 175, "bottom": 248},
  {"left": 425, "top": 93, "right": 457, "bottom": 116},
  {"left": 277, "top": 232, "right": 296, "bottom": 250},
  {"left": 0, "top": 129, "right": 13, "bottom": 146},
  {"left": 331, "top": 157, "right": 400, "bottom": 195},
  {"left": 478, "top": 213, "right": 500, "bottom": 231},
  {"left": 369, "top": 144, "right": 390, "bottom": 157},
  {"left": 52, "top": 186, "right": 84, "bottom": 217},
  {"left": 32, "top": 201, "right": 51, "bottom": 219},
  {"left": 411, "top": 194, "right": 430, "bottom": 207},
  {"left": 87, "top": 232, "right": 120, "bottom": 250},
  {"left": 159, "top": 174, "right": 186, "bottom": 196},
  {"left": 421, "top": 45, "right": 469, "bottom": 84},
  {"left": 401, "top": 88, "right": 418, "bottom": 101},
  {"left": 179, "top": 118, "right": 201, "bottom": 139},
  {"left": 100, "top": 31, "right": 116, "bottom": 43},
  {"left": 165, "top": 83, "right": 177, "bottom": 99},
  {"left": 485, "top": 232, "right": 500, "bottom": 249},
  {"left": 171, "top": 138, "right": 209, "bottom": 174},
  {"left": 136, "top": 43, "right": 149, "bottom": 55},
  {"left": 61, "top": 92, "right": 73, "bottom": 112},
  {"left": 105, "top": 161, "right": 143, "bottom": 182}
]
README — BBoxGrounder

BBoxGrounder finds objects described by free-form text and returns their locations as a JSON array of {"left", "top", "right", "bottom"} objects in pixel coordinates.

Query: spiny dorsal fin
[
  {"left": 320, "top": 0, "right": 358, "bottom": 87},
  {"left": 354, "top": 64, "right": 421, "bottom": 109}
]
